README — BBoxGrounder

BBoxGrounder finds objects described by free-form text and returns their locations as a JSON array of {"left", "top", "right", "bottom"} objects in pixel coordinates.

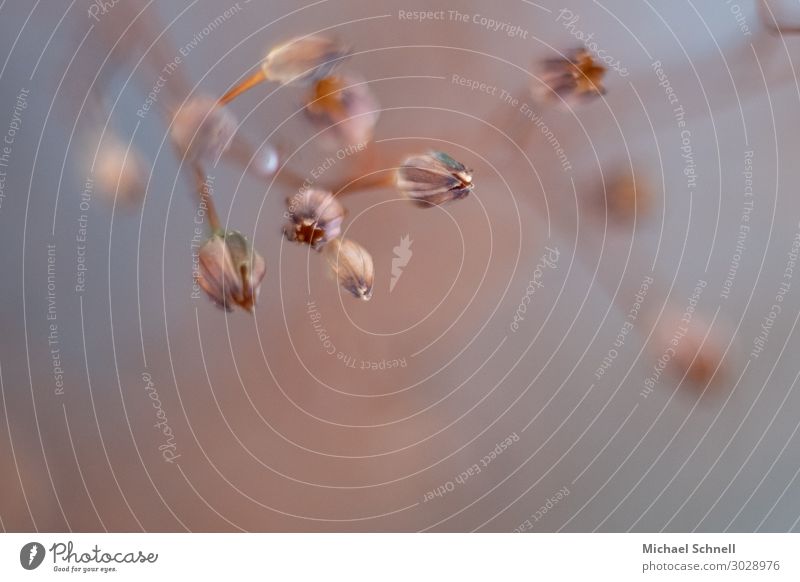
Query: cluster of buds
[{"left": 280, "top": 148, "right": 474, "bottom": 300}]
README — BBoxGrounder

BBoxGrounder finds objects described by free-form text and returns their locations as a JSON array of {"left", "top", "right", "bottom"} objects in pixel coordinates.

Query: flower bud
[
  {"left": 170, "top": 96, "right": 238, "bottom": 162},
  {"left": 325, "top": 238, "right": 374, "bottom": 300},
  {"left": 284, "top": 189, "right": 345, "bottom": 250},
  {"left": 396, "top": 151, "right": 473, "bottom": 207},
  {"left": 305, "top": 73, "right": 380, "bottom": 148},
  {"left": 197, "top": 231, "right": 266, "bottom": 312},
  {"left": 262, "top": 35, "right": 350, "bottom": 87},
  {"left": 533, "top": 48, "right": 606, "bottom": 106},
  {"left": 94, "top": 137, "right": 148, "bottom": 206}
]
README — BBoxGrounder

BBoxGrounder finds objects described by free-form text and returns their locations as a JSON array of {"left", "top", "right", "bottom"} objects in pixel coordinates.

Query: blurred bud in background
[
  {"left": 93, "top": 133, "right": 148, "bottom": 207},
  {"left": 170, "top": 96, "right": 238, "bottom": 162},
  {"left": 533, "top": 48, "right": 607, "bottom": 107},
  {"left": 305, "top": 73, "right": 380, "bottom": 149}
]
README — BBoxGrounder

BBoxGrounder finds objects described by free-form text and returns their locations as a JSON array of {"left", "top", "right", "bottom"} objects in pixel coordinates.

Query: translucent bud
[
  {"left": 325, "top": 238, "right": 374, "bottom": 300},
  {"left": 170, "top": 96, "right": 238, "bottom": 162},
  {"left": 396, "top": 151, "right": 473, "bottom": 207},
  {"left": 305, "top": 73, "right": 380, "bottom": 148},
  {"left": 262, "top": 35, "right": 351, "bottom": 87},
  {"left": 197, "top": 231, "right": 266, "bottom": 312},
  {"left": 94, "top": 137, "right": 148, "bottom": 206}
]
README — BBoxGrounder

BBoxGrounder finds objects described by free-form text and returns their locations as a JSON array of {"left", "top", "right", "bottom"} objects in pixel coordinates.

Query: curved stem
[
  {"left": 192, "top": 162, "right": 221, "bottom": 233},
  {"left": 219, "top": 69, "right": 268, "bottom": 105},
  {"left": 333, "top": 171, "right": 394, "bottom": 197}
]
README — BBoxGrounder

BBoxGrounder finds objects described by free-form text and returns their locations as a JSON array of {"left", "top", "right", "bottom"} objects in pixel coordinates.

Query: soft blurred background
[{"left": 2, "top": 0, "right": 800, "bottom": 532}]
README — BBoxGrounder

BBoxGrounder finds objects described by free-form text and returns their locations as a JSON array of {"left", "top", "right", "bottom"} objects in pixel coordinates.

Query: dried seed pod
[
  {"left": 396, "top": 151, "right": 473, "bottom": 207},
  {"left": 325, "top": 238, "right": 374, "bottom": 300},
  {"left": 170, "top": 96, "right": 238, "bottom": 162},
  {"left": 305, "top": 73, "right": 380, "bottom": 148},
  {"left": 94, "top": 136, "right": 148, "bottom": 206},
  {"left": 284, "top": 189, "right": 345, "bottom": 250},
  {"left": 262, "top": 35, "right": 351, "bottom": 86},
  {"left": 197, "top": 231, "right": 266, "bottom": 312},
  {"left": 533, "top": 48, "right": 606, "bottom": 106}
]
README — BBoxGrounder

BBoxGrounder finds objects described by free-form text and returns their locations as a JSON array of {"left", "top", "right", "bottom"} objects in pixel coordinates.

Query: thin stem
[
  {"left": 333, "top": 171, "right": 394, "bottom": 197},
  {"left": 219, "top": 68, "right": 268, "bottom": 105},
  {"left": 192, "top": 162, "right": 221, "bottom": 233}
]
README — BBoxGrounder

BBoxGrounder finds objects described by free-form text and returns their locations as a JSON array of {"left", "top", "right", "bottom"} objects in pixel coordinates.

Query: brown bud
[
  {"left": 653, "top": 310, "right": 726, "bottom": 386},
  {"left": 284, "top": 189, "right": 345, "bottom": 250},
  {"left": 396, "top": 151, "right": 473, "bottom": 207},
  {"left": 534, "top": 48, "right": 607, "bottom": 106},
  {"left": 305, "top": 73, "right": 380, "bottom": 148},
  {"left": 262, "top": 35, "right": 351, "bottom": 87},
  {"left": 170, "top": 96, "right": 238, "bottom": 162},
  {"left": 197, "top": 231, "right": 266, "bottom": 312},
  {"left": 325, "top": 238, "right": 374, "bottom": 300},
  {"left": 603, "top": 171, "right": 651, "bottom": 222}
]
